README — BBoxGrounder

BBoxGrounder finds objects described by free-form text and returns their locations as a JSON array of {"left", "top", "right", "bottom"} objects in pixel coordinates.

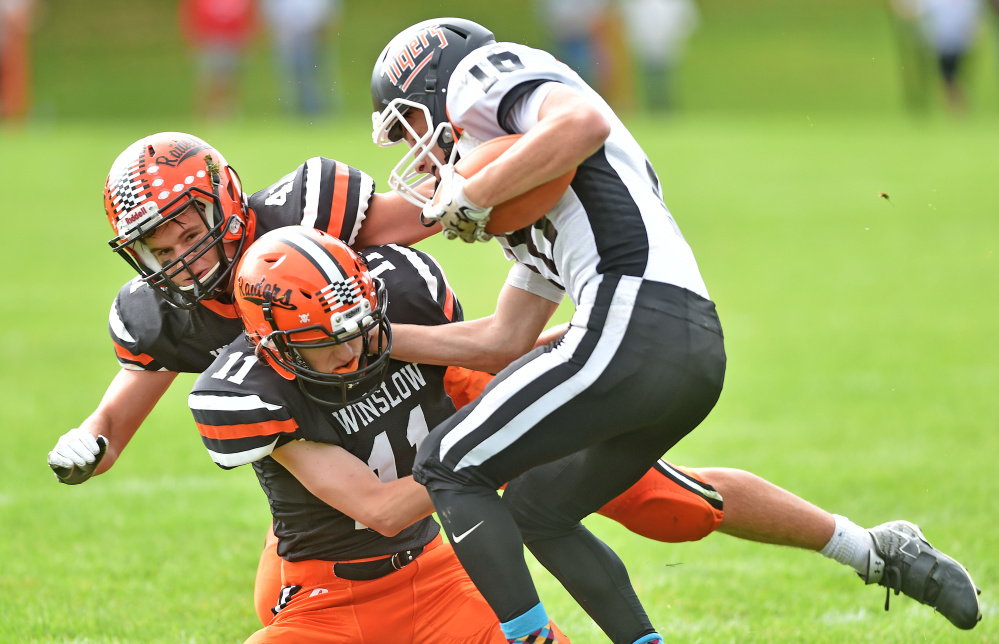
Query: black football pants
[{"left": 413, "top": 276, "right": 726, "bottom": 644}]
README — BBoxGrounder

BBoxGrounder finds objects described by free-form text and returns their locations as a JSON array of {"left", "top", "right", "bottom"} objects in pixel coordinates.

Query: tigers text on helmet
[
  {"left": 371, "top": 18, "right": 495, "bottom": 207},
  {"left": 104, "top": 132, "right": 250, "bottom": 309},
  {"left": 234, "top": 226, "right": 392, "bottom": 408}
]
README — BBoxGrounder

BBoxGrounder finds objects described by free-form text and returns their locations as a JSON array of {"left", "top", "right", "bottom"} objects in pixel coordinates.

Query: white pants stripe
[{"left": 441, "top": 276, "right": 642, "bottom": 472}]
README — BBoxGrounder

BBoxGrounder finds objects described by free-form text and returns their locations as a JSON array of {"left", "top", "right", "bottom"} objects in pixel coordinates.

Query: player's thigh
[
  {"left": 417, "top": 338, "right": 665, "bottom": 492},
  {"left": 254, "top": 523, "right": 281, "bottom": 626},
  {"left": 254, "top": 557, "right": 424, "bottom": 642},
  {"left": 503, "top": 422, "right": 672, "bottom": 538},
  {"left": 244, "top": 598, "right": 365, "bottom": 644},
  {"left": 596, "top": 459, "right": 724, "bottom": 542},
  {"left": 418, "top": 285, "right": 724, "bottom": 492}
]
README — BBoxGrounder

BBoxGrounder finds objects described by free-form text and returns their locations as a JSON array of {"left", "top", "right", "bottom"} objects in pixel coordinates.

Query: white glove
[
  {"left": 421, "top": 166, "right": 494, "bottom": 243},
  {"left": 48, "top": 428, "right": 108, "bottom": 485}
]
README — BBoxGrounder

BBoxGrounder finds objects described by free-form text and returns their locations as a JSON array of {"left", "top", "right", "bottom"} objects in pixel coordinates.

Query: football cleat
[
  {"left": 506, "top": 626, "right": 557, "bottom": 644},
  {"left": 862, "top": 520, "right": 982, "bottom": 630}
]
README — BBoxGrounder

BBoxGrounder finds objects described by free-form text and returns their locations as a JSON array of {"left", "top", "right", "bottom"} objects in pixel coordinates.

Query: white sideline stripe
[
  {"left": 300, "top": 157, "right": 322, "bottom": 228},
  {"left": 208, "top": 438, "right": 280, "bottom": 468},
  {"left": 188, "top": 393, "right": 284, "bottom": 412},
  {"left": 444, "top": 277, "right": 641, "bottom": 472},
  {"left": 109, "top": 300, "right": 135, "bottom": 344}
]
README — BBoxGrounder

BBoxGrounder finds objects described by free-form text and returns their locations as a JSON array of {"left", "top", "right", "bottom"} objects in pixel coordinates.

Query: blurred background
[{"left": 2, "top": 0, "right": 997, "bottom": 125}]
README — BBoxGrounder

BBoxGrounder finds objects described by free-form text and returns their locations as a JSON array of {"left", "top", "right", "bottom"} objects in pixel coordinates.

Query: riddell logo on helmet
[
  {"left": 240, "top": 278, "right": 297, "bottom": 310},
  {"left": 119, "top": 202, "right": 159, "bottom": 229},
  {"left": 382, "top": 25, "right": 449, "bottom": 91}
]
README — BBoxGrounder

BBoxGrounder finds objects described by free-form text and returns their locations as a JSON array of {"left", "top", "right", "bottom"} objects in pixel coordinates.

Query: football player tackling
[
  {"left": 188, "top": 226, "right": 572, "bottom": 643},
  {"left": 45, "top": 131, "right": 431, "bottom": 483}
]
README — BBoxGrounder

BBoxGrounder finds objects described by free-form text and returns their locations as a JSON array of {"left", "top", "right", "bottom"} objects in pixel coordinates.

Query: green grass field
[{"left": 1, "top": 111, "right": 995, "bottom": 643}]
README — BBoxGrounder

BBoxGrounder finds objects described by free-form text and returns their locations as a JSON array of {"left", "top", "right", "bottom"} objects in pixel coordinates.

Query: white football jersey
[{"left": 447, "top": 42, "right": 708, "bottom": 305}]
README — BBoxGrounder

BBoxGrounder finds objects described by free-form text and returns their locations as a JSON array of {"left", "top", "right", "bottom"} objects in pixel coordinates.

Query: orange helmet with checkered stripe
[
  {"left": 104, "top": 132, "right": 249, "bottom": 309},
  {"left": 234, "top": 226, "right": 392, "bottom": 407}
]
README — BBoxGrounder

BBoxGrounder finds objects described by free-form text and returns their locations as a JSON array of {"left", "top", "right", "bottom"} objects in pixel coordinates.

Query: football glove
[
  {"left": 422, "top": 166, "right": 493, "bottom": 243},
  {"left": 48, "top": 428, "right": 109, "bottom": 485}
]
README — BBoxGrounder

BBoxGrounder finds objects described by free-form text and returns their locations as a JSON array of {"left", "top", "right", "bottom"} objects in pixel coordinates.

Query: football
[{"left": 454, "top": 134, "right": 576, "bottom": 235}]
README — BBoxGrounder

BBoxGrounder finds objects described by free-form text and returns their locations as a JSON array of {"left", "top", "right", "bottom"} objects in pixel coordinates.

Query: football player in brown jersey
[{"left": 189, "top": 226, "right": 569, "bottom": 643}]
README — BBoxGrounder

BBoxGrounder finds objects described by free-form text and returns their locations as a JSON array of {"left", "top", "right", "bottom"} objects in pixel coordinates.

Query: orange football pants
[{"left": 249, "top": 534, "right": 569, "bottom": 643}]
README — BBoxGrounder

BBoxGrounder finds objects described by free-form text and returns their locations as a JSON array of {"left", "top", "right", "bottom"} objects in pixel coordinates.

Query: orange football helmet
[
  {"left": 234, "top": 226, "right": 391, "bottom": 407},
  {"left": 104, "top": 132, "right": 249, "bottom": 309}
]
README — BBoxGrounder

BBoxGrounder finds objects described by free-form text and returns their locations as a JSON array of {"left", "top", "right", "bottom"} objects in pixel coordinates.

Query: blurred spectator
[
  {"left": 260, "top": 0, "right": 340, "bottom": 117},
  {"left": 620, "top": 0, "right": 699, "bottom": 112},
  {"left": 536, "top": 0, "right": 609, "bottom": 88},
  {"left": 0, "top": 0, "right": 33, "bottom": 124},
  {"left": 178, "top": 0, "right": 257, "bottom": 120},
  {"left": 888, "top": 0, "right": 934, "bottom": 113},
  {"left": 593, "top": 3, "right": 636, "bottom": 112},
  {"left": 916, "top": 0, "right": 985, "bottom": 112}
]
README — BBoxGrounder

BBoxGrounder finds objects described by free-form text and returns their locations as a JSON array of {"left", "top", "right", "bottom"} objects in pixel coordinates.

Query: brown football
[{"left": 454, "top": 134, "right": 576, "bottom": 235}]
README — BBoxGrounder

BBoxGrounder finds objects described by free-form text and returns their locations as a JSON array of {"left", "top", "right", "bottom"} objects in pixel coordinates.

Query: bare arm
[
  {"left": 535, "top": 323, "right": 569, "bottom": 349},
  {"left": 463, "top": 84, "right": 611, "bottom": 208},
  {"left": 352, "top": 189, "right": 441, "bottom": 249},
  {"left": 271, "top": 439, "right": 434, "bottom": 537},
  {"left": 77, "top": 368, "right": 178, "bottom": 475},
  {"left": 390, "top": 283, "right": 560, "bottom": 374}
]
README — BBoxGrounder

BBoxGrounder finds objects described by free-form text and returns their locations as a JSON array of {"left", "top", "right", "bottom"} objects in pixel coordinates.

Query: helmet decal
[
  {"left": 317, "top": 277, "right": 364, "bottom": 314},
  {"left": 238, "top": 277, "right": 296, "bottom": 310},
  {"left": 150, "top": 137, "right": 209, "bottom": 168},
  {"left": 278, "top": 230, "right": 370, "bottom": 327},
  {"left": 380, "top": 25, "right": 450, "bottom": 91},
  {"left": 106, "top": 151, "right": 156, "bottom": 238},
  {"left": 116, "top": 201, "right": 160, "bottom": 241}
]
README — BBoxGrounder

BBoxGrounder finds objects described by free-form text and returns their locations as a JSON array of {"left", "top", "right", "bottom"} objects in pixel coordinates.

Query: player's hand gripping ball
[
  {"left": 422, "top": 165, "right": 494, "bottom": 243},
  {"left": 423, "top": 134, "right": 577, "bottom": 243}
]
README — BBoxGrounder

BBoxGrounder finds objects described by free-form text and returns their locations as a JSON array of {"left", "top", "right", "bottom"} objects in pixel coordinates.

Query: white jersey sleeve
[
  {"left": 502, "top": 81, "right": 559, "bottom": 134},
  {"left": 504, "top": 262, "right": 565, "bottom": 304}
]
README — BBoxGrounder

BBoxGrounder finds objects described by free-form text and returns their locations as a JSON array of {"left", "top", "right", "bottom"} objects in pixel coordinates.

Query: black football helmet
[{"left": 371, "top": 18, "right": 495, "bottom": 206}]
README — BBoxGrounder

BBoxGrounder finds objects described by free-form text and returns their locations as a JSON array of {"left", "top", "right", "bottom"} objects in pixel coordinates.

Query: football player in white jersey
[
  {"left": 372, "top": 18, "right": 724, "bottom": 644},
  {"left": 370, "top": 18, "right": 982, "bottom": 641}
]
